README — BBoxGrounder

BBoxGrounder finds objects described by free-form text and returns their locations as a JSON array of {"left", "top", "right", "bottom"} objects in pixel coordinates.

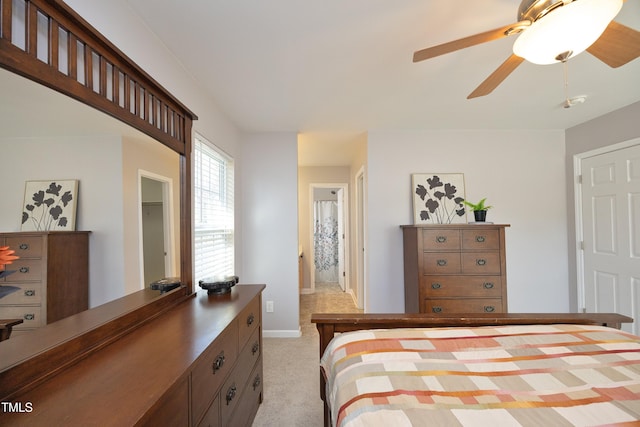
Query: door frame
[
  {"left": 355, "top": 166, "right": 367, "bottom": 310},
  {"left": 309, "top": 182, "right": 350, "bottom": 294},
  {"left": 138, "top": 169, "right": 176, "bottom": 289},
  {"left": 573, "top": 137, "right": 640, "bottom": 312}
]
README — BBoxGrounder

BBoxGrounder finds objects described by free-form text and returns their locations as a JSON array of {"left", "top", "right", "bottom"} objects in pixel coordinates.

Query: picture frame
[
  {"left": 21, "top": 180, "right": 78, "bottom": 231},
  {"left": 412, "top": 173, "right": 466, "bottom": 224}
]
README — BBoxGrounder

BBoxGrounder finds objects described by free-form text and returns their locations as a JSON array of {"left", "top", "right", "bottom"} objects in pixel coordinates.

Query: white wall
[
  {"left": 366, "top": 130, "right": 569, "bottom": 313},
  {"left": 241, "top": 132, "right": 299, "bottom": 336}
]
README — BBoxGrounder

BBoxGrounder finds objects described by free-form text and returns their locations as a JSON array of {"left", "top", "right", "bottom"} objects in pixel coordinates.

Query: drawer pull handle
[
  {"left": 483, "top": 282, "right": 494, "bottom": 289},
  {"left": 24, "top": 313, "right": 35, "bottom": 320},
  {"left": 226, "top": 384, "right": 237, "bottom": 405},
  {"left": 24, "top": 290, "right": 36, "bottom": 297},
  {"left": 247, "top": 313, "right": 255, "bottom": 326},
  {"left": 432, "top": 307, "right": 442, "bottom": 313},
  {"left": 431, "top": 283, "right": 441, "bottom": 289},
  {"left": 253, "top": 374, "right": 261, "bottom": 390},
  {"left": 436, "top": 236, "right": 447, "bottom": 243},
  {"left": 19, "top": 266, "right": 30, "bottom": 274},
  {"left": 252, "top": 341, "right": 260, "bottom": 355},
  {"left": 436, "top": 259, "right": 447, "bottom": 267},
  {"left": 476, "top": 259, "right": 487, "bottom": 266},
  {"left": 19, "top": 243, "right": 29, "bottom": 250},
  {"left": 212, "top": 352, "right": 225, "bottom": 374},
  {"left": 475, "top": 236, "right": 486, "bottom": 243},
  {"left": 484, "top": 306, "right": 496, "bottom": 313}
]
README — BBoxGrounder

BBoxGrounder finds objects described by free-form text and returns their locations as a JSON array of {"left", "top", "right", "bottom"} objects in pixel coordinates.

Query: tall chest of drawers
[
  {"left": 0, "top": 231, "right": 89, "bottom": 330},
  {"left": 401, "top": 224, "right": 509, "bottom": 314}
]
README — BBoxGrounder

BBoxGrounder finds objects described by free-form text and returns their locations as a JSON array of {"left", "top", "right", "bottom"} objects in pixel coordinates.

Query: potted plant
[{"left": 463, "top": 198, "right": 492, "bottom": 222}]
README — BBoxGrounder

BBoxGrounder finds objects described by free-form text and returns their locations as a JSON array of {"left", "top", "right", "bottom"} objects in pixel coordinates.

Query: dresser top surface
[{"left": 0, "top": 284, "right": 265, "bottom": 425}]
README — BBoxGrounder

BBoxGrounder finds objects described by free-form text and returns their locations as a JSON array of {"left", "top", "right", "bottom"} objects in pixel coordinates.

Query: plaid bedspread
[{"left": 320, "top": 324, "right": 640, "bottom": 426}]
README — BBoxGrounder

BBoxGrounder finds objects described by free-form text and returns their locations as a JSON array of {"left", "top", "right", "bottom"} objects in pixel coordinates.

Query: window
[{"left": 194, "top": 134, "right": 234, "bottom": 281}]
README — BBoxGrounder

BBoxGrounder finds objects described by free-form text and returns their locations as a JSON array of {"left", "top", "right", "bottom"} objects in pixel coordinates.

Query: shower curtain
[{"left": 314, "top": 200, "right": 339, "bottom": 283}]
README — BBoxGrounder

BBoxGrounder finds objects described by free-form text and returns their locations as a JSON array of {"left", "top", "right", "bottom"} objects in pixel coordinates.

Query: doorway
[
  {"left": 139, "top": 171, "right": 175, "bottom": 288},
  {"left": 310, "top": 183, "right": 349, "bottom": 295},
  {"left": 575, "top": 139, "right": 640, "bottom": 334}
]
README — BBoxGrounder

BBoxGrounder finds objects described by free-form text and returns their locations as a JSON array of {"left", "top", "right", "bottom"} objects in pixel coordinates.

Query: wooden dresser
[
  {"left": 0, "top": 284, "right": 264, "bottom": 426},
  {"left": 401, "top": 224, "right": 509, "bottom": 314},
  {"left": 0, "top": 231, "right": 89, "bottom": 330}
]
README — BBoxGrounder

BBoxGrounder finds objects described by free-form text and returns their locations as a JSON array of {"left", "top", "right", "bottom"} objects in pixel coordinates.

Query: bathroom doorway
[{"left": 310, "top": 183, "right": 349, "bottom": 294}]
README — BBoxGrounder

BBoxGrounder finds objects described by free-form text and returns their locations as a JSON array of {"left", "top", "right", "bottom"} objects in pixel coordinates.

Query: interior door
[
  {"left": 580, "top": 143, "right": 640, "bottom": 334},
  {"left": 337, "top": 188, "right": 345, "bottom": 291}
]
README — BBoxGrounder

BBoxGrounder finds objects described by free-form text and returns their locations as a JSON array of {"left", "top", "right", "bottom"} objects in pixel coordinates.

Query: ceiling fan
[{"left": 413, "top": 0, "right": 640, "bottom": 99}]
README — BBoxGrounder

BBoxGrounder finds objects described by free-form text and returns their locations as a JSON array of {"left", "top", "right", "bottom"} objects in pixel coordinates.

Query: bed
[{"left": 311, "top": 313, "right": 638, "bottom": 427}]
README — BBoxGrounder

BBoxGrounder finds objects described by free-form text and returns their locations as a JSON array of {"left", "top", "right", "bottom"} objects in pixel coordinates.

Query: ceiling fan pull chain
[{"left": 562, "top": 60, "right": 570, "bottom": 108}]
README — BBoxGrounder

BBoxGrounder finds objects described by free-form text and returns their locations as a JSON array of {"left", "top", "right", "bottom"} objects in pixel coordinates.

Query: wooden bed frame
[{"left": 311, "top": 312, "right": 634, "bottom": 427}]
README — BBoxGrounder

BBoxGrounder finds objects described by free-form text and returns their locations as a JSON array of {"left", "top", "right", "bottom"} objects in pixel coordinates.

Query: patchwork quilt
[{"left": 320, "top": 324, "right": 640, "bottom": 426}]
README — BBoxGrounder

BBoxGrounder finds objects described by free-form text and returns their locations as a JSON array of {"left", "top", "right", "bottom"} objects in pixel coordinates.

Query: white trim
[
  {"left": 355, "top": 166, "right": 367, "bottom": 311},
  {"left": 262, "top": 329, "right": 302, "bottom": 338},
  {"left": 573, "top": 137, "right": 640, "bottom": 312},
  {"left": 137, "top": 169, "right": 176, "bottom": 289},
  {"left": 308, "top": 182, "right": 350, "bottom": 293}
]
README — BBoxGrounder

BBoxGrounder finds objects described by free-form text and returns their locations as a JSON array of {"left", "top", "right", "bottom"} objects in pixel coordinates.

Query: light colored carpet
[{"left": 252, "top": 283, "right": 362, "bottom": 427}]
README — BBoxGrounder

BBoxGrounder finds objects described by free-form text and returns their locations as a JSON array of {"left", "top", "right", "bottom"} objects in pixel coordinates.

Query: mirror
[{"left": 0, "top": 67, "right": 181, "bottom": 310}]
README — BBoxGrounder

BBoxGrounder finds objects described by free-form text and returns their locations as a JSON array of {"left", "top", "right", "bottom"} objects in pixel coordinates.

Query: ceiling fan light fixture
[{"left": 512, "top": 0, "right": 623, "bottom": 65}]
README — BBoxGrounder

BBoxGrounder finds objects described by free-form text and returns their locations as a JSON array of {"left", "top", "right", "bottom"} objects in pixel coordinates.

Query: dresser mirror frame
[{"left": 0, "top": 0, "right": 196, "bottom": 400}]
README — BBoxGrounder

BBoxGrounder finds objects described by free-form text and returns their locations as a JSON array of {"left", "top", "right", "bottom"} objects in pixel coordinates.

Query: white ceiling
[{"left": 10, "top": 1, "right": 640, "bottom": 166}]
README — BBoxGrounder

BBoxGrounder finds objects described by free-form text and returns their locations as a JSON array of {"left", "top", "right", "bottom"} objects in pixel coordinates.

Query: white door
[
  {"left": 337, "top": 188, "right": 346, "bottom": 291},
  {"left": 580, "top": 143, "right": 640, "bottom": 334}
]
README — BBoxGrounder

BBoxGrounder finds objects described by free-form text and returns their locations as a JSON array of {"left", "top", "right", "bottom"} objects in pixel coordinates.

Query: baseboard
[
  {"left": 263, "top": 328, "right": 302, "bottom": 338},
  {"left": 300, "top": 288, "right": 314, "bottom": 295},
  {"left": 347, "top": 289, "right": 358, "bottom": 306}
]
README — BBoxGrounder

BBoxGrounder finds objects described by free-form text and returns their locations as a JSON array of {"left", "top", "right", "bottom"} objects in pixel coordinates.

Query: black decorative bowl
[{"left": 199, "top": 275, "right": 239, "bottom": 295}]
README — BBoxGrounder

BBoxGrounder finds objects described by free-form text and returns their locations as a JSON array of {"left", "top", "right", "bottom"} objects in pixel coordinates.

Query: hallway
[{"left": 253, "top": 283, "right": 361, "bottom": 426}]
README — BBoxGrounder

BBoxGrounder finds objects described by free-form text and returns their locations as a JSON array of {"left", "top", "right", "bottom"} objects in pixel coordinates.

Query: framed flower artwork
[
  {"left": 21, "top": 180, "right": 78, "bottom": 231},
  {"left": 412, "top": 173, "right": 467, "bottom": 224}
]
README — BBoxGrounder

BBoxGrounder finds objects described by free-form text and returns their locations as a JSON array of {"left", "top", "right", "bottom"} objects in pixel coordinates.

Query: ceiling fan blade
[
  {"left": 587, "top": 21, "right": 640, "bottom": 68},
  {"left": 467, "top": 54, "right": 524, "bottom": 99},
  {"left": 413, "top": 23, "right": 522, "bottom": 63}
]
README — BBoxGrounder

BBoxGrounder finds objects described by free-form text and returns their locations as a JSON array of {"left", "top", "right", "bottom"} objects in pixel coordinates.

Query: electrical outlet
[{"left": 266, "top": 301, "right": 274, "bottom": 313}]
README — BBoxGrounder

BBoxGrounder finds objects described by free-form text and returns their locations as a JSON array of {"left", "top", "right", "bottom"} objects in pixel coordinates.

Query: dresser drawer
[
  {"left": 423, "top": 298, "right": 504, "bottom": 314},
  {"left": 236, "top": 327, "right": 261, "bottom": 392},
  {"left": 420, "top": 276, "right": 503, "bottom": 298},
  {"left": 226, "top": 359, "right": 263, "bottom": 427},
  {"left": 197, "top": 394, "right": 220, "bottom": 427},
  {"left": 0, "top": 305, "right": 45, "bottom": 328},
  {"left": 0, "top": 283, "right": 43, "bottom": 304},
  {"left": 461, "top": 229, "right": 500, "bottom": 250},
  {"left": 4, "top": 259, "right": 43, "bottom": 282},
  {"left": 421, "top": 229, "right": 460, "bottom": 251},
  {"left": 192, "top": 321, "right": 239, "bottom": 425},
  {"left": 238, "top": 294, "right": 261, "bottom": 350},
  {"left": 461, "top": 252, "right": 501, "bottom": 274},
  {"left": 4, "top": 235, "right": 44, "bottom": 258},
  {"left": 220, "top": 328, "right": 261, "bottom": 425},
  {"left": 422, "top": 252, "right": 460, "bottom": 274}
]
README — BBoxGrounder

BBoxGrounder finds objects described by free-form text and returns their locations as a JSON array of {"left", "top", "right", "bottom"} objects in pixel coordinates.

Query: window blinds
[{"left": 194, "top": 135, "right": 234, "bottom": 281}]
